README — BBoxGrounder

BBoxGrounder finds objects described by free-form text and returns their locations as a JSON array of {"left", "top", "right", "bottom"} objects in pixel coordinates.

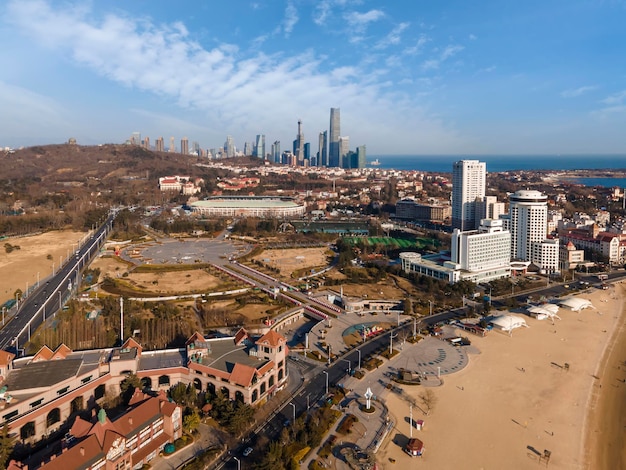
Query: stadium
[{"left": 190, "top": 196, "right": 306, "bottom": 218}]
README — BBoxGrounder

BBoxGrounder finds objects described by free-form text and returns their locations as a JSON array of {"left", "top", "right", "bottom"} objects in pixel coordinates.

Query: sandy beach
[{"left": 378, "top": 283, "right": 626, "bottom": 469}]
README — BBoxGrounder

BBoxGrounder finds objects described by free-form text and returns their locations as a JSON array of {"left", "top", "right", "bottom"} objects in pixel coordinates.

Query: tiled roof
[
  {"left": 51, "top": 344, "right": 72, "bottom": 360},
  {"left": 228, "top": 363, "right": 257, "bottom": 387},
  {"left": 0, "top": 350, "right": 15, "bottom": 366},
  {"left": 256, "top": 330, "right": 285, "bottom": 348},
  {"left": 33, "top": 346, "right": 54, "bottom": 362}
]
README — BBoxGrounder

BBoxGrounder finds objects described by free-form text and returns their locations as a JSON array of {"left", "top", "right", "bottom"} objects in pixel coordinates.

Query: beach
[{"left": 378, "top": 283, "right": 626, "bottom": 469}]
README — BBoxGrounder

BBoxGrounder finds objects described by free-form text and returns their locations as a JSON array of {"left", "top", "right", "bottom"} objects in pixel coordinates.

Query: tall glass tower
[{"left": 329, "top": 108, "right": 340, "bottom": 167}]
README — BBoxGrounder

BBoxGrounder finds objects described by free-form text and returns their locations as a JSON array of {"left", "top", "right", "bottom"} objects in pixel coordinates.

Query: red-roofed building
[{"left": 17, "top": 396, "right": 182, "bottom": 470}]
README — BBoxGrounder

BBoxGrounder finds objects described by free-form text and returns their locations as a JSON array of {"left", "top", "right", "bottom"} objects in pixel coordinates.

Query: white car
[{"left": 243, "top": 447, "right": 253, "bottom": 457}]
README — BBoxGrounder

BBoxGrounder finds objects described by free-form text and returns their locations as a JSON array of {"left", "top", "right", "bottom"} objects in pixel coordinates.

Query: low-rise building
[{"left": 0, "top": 330, "right": 287, "bottom": 446}]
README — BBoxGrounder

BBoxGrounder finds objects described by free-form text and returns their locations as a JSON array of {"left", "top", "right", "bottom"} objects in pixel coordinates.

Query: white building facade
[
  {"left": 451, "top": 219, "right": 512, "bottom": 283},
  {"left": 451, "top": 160, "right": 486, "bottom": 231},
  {"left": 508, "top": 190, "right": 548, "bottom": 261}
]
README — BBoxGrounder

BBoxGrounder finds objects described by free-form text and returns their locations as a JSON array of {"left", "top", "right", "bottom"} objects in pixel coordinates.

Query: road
[{"left": 0, "top": 212, "right": 116, "bottom": 352}]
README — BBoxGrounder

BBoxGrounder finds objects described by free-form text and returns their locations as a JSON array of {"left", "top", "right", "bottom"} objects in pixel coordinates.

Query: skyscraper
[
  {"left": 143, "top": 136, "right": 150, "bottom": 150},
  {"left": 508, "top": 190, "right": 548, "bottom": 261},
  {"left": 180, "top": 137, "right": 189, "bottom": 155},
  {"left": 169, "top": 137, "right": 175, "bottom": 153},
  {"left": 272, "top": 141, "right": 281, "bottom": 163},
  {"left": 451, "top": 160, "right": 486, "bottom": 231},
  {"left": 130, "top": 132, "right": 141, "bottom": 146},
  {"left": 356, "top": 145, "right": 366, "bottom": 169},
  {"left": 255, "top": 134, "right": 266, "bottom": 159},
  {"left": 318, "top": 131, "right": 327, "bottom": 167},
  {"left": 329, "top": 108, "right": 340, "bottom": 167},
  {"left": 224, "top": 136, "right": 235, "bottom": 158},
  {"left": 339, "top": 136, "right": 350, "bottom": 168},
  {"left": 155, "top": 137, "right": 164, "bottom": 152},
  {"left": 296, "top": 120, "right": 305, "bottom": 164}
]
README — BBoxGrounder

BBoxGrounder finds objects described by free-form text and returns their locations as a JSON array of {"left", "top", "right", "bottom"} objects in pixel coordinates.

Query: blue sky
[{"left": 1, "top": 0, "right": 625, "bottom": 155}]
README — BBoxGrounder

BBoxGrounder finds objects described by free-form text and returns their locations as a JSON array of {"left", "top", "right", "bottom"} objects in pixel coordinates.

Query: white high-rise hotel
[
  {"left": 452, "top": 160, "right": 486, "bottom": 231},
  {"left": 508, "top": 190, "right": 548, "bottom": 260}
]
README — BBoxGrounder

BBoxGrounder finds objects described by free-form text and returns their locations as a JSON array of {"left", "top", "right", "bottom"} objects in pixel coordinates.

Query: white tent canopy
[
  {"left": 559, "top": 297, "right": 594, "bottom": 311},
  {"left": 490, "top": 315, "right": 529, "bottom": 332},
  {"left": 527, "top": 304, "right": 561, "bottom": 321}
]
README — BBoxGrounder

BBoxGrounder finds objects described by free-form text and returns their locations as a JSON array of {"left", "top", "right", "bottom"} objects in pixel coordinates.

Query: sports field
[{"left": 345, "top": 236, "right": 440, "bottom": 250}]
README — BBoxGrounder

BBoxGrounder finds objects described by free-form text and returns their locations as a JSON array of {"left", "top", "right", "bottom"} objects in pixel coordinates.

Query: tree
[
  {"left": 419, "top": 389, "right": 438, "bottom": 415},
  {"left": 120, "top": 373, "right": 142, "bottom": 405},
  {"left": 0, "top": 423, "right": 15, "bottom": 469},
  {"left": 183, "top": 410, "right": 201, "bottom": 434}
]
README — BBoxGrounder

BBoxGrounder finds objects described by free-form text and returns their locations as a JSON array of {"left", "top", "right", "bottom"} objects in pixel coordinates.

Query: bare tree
[{"left": 419, "top": 389, "right": 438, "bottom": 415}]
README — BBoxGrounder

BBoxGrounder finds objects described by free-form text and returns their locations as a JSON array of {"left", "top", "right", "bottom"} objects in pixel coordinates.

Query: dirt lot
[
  {"left": 252, "top": 247, "right": 331, "bottom": 278},
  {"left": 0, "top": 230, "right": 86, "bottom": 304},
  {"left": 122, "top": 270, "right": 223, "bottom": 294}
]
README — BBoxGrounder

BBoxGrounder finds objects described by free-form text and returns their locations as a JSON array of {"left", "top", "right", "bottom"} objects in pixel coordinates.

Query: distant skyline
[{"left": 1, "top": 0, "right": 625, "bottom": 154}]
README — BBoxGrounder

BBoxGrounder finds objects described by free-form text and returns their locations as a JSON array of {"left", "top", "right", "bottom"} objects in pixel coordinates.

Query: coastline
[
  {"left": 582, "top": 283, "right": 626, "bottom": 469},
  {"left": 378, "top": 284, "right": 625, "bottom": 469}
]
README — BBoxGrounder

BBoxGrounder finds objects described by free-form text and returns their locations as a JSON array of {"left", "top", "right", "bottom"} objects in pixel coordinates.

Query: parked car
[{"left": 243, "top": 447, "right": 253, "bottom": 457}]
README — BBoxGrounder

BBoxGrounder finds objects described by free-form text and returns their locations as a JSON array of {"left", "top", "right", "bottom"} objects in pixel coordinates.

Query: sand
[
  {"left": 379, "top": 284, "right": 626, "bottom": 470},
  {"left": 0, "top": 231, "right": 86, "bottom": 304}
]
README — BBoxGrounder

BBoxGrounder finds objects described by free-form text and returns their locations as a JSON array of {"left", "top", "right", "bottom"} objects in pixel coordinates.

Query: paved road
[{"left": 0, "top": 212, "right": 116, "bottom": 352}]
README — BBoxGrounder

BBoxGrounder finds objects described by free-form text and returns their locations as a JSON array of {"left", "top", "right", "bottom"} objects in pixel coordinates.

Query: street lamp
[
  {"left": 323, "top": 370, "right": 329, "bottom": 395},
  {"left": 289, "top": 402, "right": 296, "bottom": 424},
  {"left": 342, "top": 359, "right": 351, "bottom": 375},
  {"left": 429, "top": 300, "right": 433, "bottom": 316},
  {"left": 233, "top": 456, "right": 240, "bottom": 470},
  {"left": 357, "top": 349, "right": 362, "bottom": 371}
]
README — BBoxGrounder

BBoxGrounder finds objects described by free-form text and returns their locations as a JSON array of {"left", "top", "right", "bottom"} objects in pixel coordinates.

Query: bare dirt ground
[
  {"left": 90, "top": 255, "right": 130, "bottom": 281},
  {"left": 252, "top": 247, "right": 331, "bottom": 278},
  {"left": 0, "top": 230, "right": 86, "bottom": 304},
  {"left": 121, "top": 271, "right": 223, "bottom": 294},
  {"left": 340, "top": 277, "right": 416, "bottom": 299}
]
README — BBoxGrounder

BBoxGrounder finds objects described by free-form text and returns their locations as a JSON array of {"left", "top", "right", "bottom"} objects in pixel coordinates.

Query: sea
[{"left": 368, "top": 154, "right": 626, "bottom": 188}]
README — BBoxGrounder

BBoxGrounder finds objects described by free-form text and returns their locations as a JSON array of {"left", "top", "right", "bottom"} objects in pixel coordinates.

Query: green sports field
[{"left": 345, "top": 236, "right": 439, "bottom": 250}]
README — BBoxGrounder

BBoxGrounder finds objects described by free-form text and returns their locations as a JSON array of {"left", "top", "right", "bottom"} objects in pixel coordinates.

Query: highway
[{"left": 0, "top": 212, "right": 116, "bottom": 352}]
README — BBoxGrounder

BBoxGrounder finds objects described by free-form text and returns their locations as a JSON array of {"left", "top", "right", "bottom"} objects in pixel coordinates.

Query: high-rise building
[
  {"left": 329, "top": 108, "right": 340, "bottom": 167},
  {"left": 143, "top": 136, "right": 150, "bottom": 150},
  {"left": 255, "top": 134, "right": 266, "bottom": 159},
  {"left": 451, "top": 160, "right": 486, "bottom": 231},
  {"left": 130, "top": 132, "right": 141, "bottom": 146},
  {"left": 169, "top": 137, "right": 175, "bottom": 153},
  {"left": 357, "top": 145, "right": 366, "bottom": 169},
  {"left": 318, "top": 131, "right": 327, "bottom": 167},
  {"left": 304, "top": 142, "right": 310, "bottom": 165},
  {"left": 295, "top": 120, "right": 305, "bottom": 164},
  {"left": 180, "top": 137, "right": 189, "bottom": 155},
  {"left": 450, "top": 219, "right": 511, "bottom": 283},
  {"left": 224, "top": 136, "right": 235, "bottom": 158},
  {"left": 339, "top": 136, "right": 350, "bottom": 168},
  {"left": 272, "top": 141, "right": 281, "bottom": 163},
  {"left": 507, "top": 189, "right": 548, "bottom": 261},
  {"left": 244, "top": 142, "right": 252, "bottom": 156},
  {"left": 155, "top": 137, "right": 164, "bottom": 152},
  {"left": 475, "top": 195, "right": 505, "bottom": 227}
]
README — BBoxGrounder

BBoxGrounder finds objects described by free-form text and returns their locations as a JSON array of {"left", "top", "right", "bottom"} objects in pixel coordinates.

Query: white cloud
[
  {"left": 560, "top": 85, "right": 597, "bottom": 98},
  {"left": 601, "top": 90, "right": 626, "bottom": 105},
  {"left": 441, "top": 45, "right": 464, "bottom": 61},
  {"left": 3, "top": 0, "right": 469, "bottom": 153},
  {"left": 421, "top": 44, "right": 464, "bottom": 70},
  {"left": 282, "top": 1, "right": 299, "bottom": 37},
  {"left": 345, "top": 9, "right": 385, "bottom": 27},
  {"left": 469, "top": 33, "right": 477, "bottom": 40},
  {"left": 404, "top": 34, "right": 430, "bottom": 55},
  {"left": 375, "top": 22, "right": 409, "bottom": 49}
]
